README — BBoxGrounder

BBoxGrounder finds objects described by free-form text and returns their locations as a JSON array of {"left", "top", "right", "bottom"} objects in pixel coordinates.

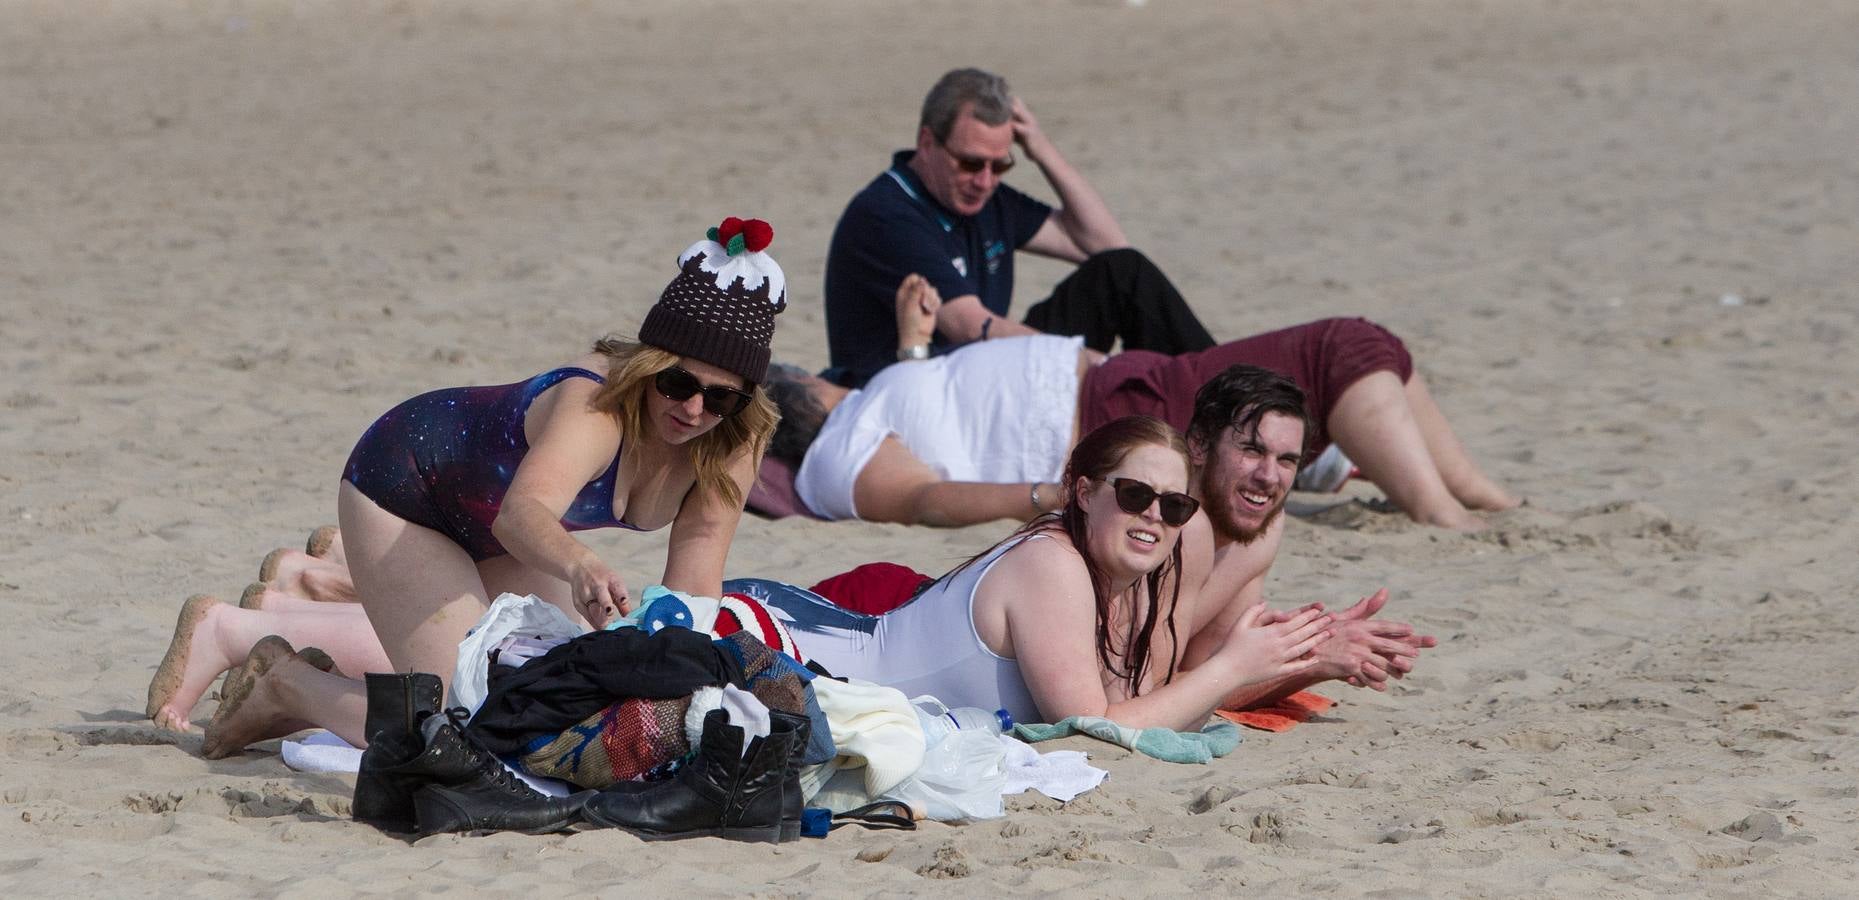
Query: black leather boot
[
  {"left": 359, "top": 702, "right": 587, "bottom": 837},
  {"left": 409, "top": 721, "right": 592, "bottom": 836},
  {"left": 363, "top": 672, "right": 444, "bottom": 747},
  {"left": 770, "top": 710, "right": 812, "bottom": 843},
  {"left": 352, "top": 672, "right": 443, "bottom": 832},
  {"left": 581, "top": 709, "right": 795, "bottom": 843}
]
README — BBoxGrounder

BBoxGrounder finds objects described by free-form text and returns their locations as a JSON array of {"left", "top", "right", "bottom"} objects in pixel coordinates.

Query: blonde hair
[{"left": 588, "top": 336, "right": 776, "bottom": 510}]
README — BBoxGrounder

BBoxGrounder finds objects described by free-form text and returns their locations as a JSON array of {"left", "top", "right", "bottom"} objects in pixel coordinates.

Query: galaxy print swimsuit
[{"left": 342, "top": 367, "right": 643, "bottom": 561}]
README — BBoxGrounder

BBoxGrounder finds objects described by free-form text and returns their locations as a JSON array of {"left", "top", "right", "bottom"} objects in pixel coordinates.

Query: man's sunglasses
[
  {"left": 653, "top": 367, "right": 753, "bottom": 418},
  {"left": 1105, "top": 477, "right": 1200, "bottom": 527},
  {"left": 949, "top": 149, "right": 1016, "bottom": 176}
]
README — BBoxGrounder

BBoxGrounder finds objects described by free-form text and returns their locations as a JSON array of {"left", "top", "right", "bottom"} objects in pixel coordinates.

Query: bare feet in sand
[
  {"left": 256, "top": 550, "right": 358, "bottom": 604},
  {"left": 239, "top": 581, "right": 269, "bottom": 611},
  {"left": 200, "top": 635, "right": 335, "bottom": 759},
  {"left": 257, "top": 548, "right": 289, "bottom": 584},
  {"left": 1458, "top": 480, "right": 1522, "bottom": 513},
  {"left": 147, "top": 594, "right": 226, "bottom": 732},
  {"left": 305, "top": 524, "right": 344, "bottom": 566}
]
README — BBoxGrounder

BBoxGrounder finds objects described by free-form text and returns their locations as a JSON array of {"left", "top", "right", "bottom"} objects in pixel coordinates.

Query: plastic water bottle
[{"left": 912, "top": 697, "right": 1013, "bottom": 747}]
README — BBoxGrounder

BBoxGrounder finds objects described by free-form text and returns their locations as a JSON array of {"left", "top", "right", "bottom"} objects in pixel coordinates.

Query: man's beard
[{"left": 1201, "top": 483, "right": 1285, "bottom": 546}]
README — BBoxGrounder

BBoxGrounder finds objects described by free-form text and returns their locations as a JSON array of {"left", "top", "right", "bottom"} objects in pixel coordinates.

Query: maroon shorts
[{"left": 1078, "top": 317, "right": 1413, "bottom": 453}]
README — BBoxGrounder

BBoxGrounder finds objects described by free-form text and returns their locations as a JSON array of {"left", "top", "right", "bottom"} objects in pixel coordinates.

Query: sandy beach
[{"left": 3, "top": 0, "right": 1857, "bottom": 894}]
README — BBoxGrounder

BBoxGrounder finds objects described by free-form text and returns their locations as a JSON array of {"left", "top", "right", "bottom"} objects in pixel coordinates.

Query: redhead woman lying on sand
[{"left": 745, "top": 417, "right": 1340, "bottom": 729}]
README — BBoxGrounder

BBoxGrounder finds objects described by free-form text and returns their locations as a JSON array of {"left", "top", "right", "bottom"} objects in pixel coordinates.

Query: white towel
[{"left": 999, "top": 735, "right": 1107, "bottom": 802}]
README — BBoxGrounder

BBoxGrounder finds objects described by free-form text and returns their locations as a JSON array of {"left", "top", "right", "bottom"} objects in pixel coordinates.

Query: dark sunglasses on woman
[
  {"left": 653, "top": 367, "right": 753, "bottom": 418},
  {"left": 1106, "top": 477, "right": 1200, "bottom": 527}
]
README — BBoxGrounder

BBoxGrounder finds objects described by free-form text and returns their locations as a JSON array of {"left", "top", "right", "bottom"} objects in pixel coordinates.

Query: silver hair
[{"left": 919, "top": 68, "right": 1013, "bottom": 143}]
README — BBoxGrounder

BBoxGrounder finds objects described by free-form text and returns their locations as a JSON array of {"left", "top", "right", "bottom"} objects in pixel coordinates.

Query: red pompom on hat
[
  {"left": 638, "top": 216, "right": 788, "bottom": 384},
  {"left": 740, "top": 219, "right": 773, "bottom": 253}
]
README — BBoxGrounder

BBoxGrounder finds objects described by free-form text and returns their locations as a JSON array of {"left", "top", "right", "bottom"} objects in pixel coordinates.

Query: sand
[{"left": 3, "top": 0, "right": 1857, "bottom": 895}]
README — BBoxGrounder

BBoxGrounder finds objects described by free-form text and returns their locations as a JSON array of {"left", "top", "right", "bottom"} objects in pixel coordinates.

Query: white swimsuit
[{"left": 726, "top": 535, "right": 1047, "bottom": 725}]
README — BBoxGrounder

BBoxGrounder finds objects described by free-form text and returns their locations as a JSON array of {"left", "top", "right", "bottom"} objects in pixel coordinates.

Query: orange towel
[{"left": 1215, "top": 691, "right": 1334, "bottom": 732}]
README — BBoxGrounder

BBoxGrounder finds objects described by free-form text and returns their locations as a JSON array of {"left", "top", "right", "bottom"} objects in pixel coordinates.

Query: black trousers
[{"left": 1022, "top": 248, "right": 1216, "bottom": 355}]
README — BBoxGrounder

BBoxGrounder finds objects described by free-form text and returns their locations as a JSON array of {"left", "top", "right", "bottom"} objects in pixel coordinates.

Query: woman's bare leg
[
  {"left": 339, "top": 482, "right": 490, "bottom": 698},
  {"left": 1327, "top": 371, "right": 1482, "bottom": 529},
  {"left": 190, "top": 486, "right": 489, "bottom": 757},
  {"left": 147, "top": 596, "right": 388, "bottom": 733},
  {"left": 1402, "top": 374, "right": 1520, "bottom": 512},
  {"left": 202, "top": 636, "right": 369, "bottom": 756}
]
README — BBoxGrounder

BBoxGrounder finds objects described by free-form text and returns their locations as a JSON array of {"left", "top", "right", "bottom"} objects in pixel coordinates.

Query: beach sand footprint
[{"left": 1223, "top": 806, "right": 1331, "bottom": 849}]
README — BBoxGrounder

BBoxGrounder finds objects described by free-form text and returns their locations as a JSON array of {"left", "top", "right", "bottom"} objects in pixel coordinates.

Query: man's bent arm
[{"left": 1013, "top": 98, "right": 1127, "bottom": 261}]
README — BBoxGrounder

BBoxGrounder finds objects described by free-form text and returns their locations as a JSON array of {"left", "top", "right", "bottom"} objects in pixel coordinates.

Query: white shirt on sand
[{"left": 795, "top": 335, "right": 1083, "bottom": 520}]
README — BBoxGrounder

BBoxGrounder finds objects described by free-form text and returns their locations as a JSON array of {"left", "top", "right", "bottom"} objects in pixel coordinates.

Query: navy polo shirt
[{"left": 822, "top": 150, "right": 1052, "bottom": 387}]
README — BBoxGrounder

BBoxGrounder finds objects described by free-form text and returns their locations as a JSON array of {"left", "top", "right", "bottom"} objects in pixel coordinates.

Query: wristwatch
[{"left": 896, "top": 343, "right": 931, "bottom": 361}]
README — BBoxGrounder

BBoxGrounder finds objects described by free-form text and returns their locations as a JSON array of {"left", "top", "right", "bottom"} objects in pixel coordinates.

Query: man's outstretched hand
[{"left": 1309, "top": 589, "right": 1438, "bottom": 691}]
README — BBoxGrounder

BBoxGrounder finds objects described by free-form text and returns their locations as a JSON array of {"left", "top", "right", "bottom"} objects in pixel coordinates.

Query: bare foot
[
  {"left": 1424, "top": 508, "right": 1489, "bottom": 531},
  {"left": 239, "top": 581, "right": 268, "bottom": 611},
  {"left": 253, "top": 550, "right": 359, "bottom": 604},
  {"left": 295, "top": 558, "right": 358, "bottom": 604},
  {"left": 1377, "top": 497, "right": 1490, "bottom": 531},
  {"left": 306, "top": 525, "right": 342, "bottom": 563},
  {"left": 200, "top": 636, "right": 336, "bottom": 759},
  {"left": 147, "top": 594, "right": 226, "bottom": 732},
  {"left": 257, "top": 548, "right": 288, "bottom": 583},
  {"left": 1464, "top": 486, "right": 1522, "bottom": 513}
]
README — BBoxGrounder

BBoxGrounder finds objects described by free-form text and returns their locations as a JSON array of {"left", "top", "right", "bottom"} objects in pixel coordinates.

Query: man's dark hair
[
  {"left": 1187, "top": 365, "right": 1312, "bottom": 457},
  {"left": 920, "top": 68, "right": 1014, "bottom": 143},
  {"left": 764, "top": 363, "right": 828, "bottom": 465}
]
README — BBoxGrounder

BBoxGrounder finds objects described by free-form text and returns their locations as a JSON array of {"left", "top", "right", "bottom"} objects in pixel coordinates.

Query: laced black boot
[
  {"left": 770, "top": 710, "right": 812, "bottom": 843},
  {"left": 581, "top": 708, "right": 795, "bottom": 843},
  {"left": 407, "top": 709, "right": 592, "bottom": 836},
  {"left": 352, "top": 672, "right": 443, "bottom": 832}
]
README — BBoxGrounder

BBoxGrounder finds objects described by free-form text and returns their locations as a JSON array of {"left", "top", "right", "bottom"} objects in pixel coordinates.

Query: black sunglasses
[
  {"left": 1105, "top": 477, "right": 1200, "bottom": 527},
  {"left": 653, "top": 367, "right": 753, "bottom": 418},
  {"left": 948, "top": 148, "right": 1015, "bottom": 176}
]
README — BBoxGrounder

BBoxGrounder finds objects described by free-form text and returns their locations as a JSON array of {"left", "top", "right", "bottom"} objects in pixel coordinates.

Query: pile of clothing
[{"left": 351, "top": 589, "right": 946, "bottom": 841}]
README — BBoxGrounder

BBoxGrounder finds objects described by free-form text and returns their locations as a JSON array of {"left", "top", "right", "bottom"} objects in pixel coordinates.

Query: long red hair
[{"left": 947, "top": 415, "right": 1188, "bottom": 696}]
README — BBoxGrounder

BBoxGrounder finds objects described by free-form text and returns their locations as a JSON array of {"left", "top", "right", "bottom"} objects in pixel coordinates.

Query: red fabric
[
  {"left": 1078, "top": 317, "right": 1412, "bottom": 454},
  {"left": 1215, "top": 690, "right": 1335, "bottom": 732},
  {"left": 808, "top": 562, "right": 933, "bottom": 616},
  {"left": 716, "top": 593, "right": 806, "bottom": 664}
]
